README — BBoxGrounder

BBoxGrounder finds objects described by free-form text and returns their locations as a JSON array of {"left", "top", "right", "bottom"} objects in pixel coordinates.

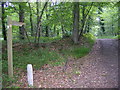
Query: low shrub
[
  {"left": 83, "top": 33, "right": 96, "bottom": 46},
  {"left": 113, "top": 35, "right": 120, "bottom": 39}
]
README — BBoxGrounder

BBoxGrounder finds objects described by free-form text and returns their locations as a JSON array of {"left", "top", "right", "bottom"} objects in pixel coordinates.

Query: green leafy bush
[
  {"left": 113, "top": 35, "right": 120, "bottom": 39},
  {"left": 83, "top": 33, "right": 96, "bottom": 40},
  {"left": 83, "top": 33, "right": 96, "bottom": 46}
]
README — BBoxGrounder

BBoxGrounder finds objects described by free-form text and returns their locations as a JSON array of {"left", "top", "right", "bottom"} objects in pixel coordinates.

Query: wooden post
[
  {"left": 7, "top": 17, "right": 13, "bottom": 78},
  {"left": 7, "top": 16, "right": 25, "bottom": 78}
]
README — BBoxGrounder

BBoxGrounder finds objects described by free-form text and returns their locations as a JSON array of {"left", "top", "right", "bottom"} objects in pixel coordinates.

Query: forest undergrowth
[{"left": 2, "top": 34, "right": 95, "bottom": 88}]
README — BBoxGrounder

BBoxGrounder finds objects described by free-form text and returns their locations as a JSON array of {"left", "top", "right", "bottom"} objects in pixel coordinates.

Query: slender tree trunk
[
  {"left": 57, "top": 29, "right": 59, "bottom": 36},
  {"left": 34, "top": 1, "right": 39, "bottom": 43},
  {"left": 28, "top": 3, "right": 34, "bottom": 36},
  {"left": 37, "top": 2, "right": 48, "bottom": 44},
  {"left": 53, "top": 25, "right": 56, "bottom": 36},
  {"left": 98, "top": 7, "right": 105, "bottom": 35},
  {"left": 87, "top": 22, "right": 90, "bottom": 33},
  {"left": 87, "top": 16, "right": 91, "bottom": 33},
  {"left": 45, "top": 5, "right": 49, "bottom": 37},
  {"left": 118, "top": 2, "right": 120, "bottom": 35},
  {"left": 112, "top": 18, "right": 114, "bottom": 36},
  {"left": 79, "top": 5, "right": 85, "bottom": 37},
  {"left": 61, "top": 25, "right": 65, "bottom": 37},
  {"left": 2, "top": 2, "right": 7, "bottom": 41},
  {"left": 78, "top": 3, "right": 93, "bottom": 40},
  {"left": 19, "top": 4, "right": 25, "bottom": 40},
  {"left": 83, "top": 22, "right": 88, "bottom": 34},
  {"left": 34, "top": 1, "right": 48, "bottom": 44},
  {"left": 72, "top": 2, "right": 79, "bottom": 44},
  {"left": 45, "top": 26, "right": 49, "bottom": 37}
]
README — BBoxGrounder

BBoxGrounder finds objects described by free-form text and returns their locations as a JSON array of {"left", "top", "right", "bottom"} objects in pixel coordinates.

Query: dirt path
[
  {"left": 18, "top": 39, "right": 118, "bottom": 88},
  {"left": 70, "top": 39, "right": 118, "bottom": 88}
]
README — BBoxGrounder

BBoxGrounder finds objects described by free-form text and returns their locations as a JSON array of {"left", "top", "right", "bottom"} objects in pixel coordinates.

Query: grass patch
[
  {"left": 97, "top": 35, "right": 120, "bottom": 39},
  {"left": 61, "top": 46, "right": 91, "bottom": 59},
  {"left": 2, "top": 47, "right": 65, "bottom": 87},
  {"left": 97, "top": 35, "right": 115, "bottom": 39},
  {"left": 40, "top": 36, "right": 62, "bottom": 43},
  {"left": 3, "top": 48, "right": 65, "bottom": 70}
]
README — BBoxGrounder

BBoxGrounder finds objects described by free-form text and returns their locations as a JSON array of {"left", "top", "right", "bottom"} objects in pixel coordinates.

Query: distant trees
[
  {"left": 1, "top": 1, "right": 119, "bottom": 43},
  {"left": 35, "top": 1, "right": 48, "bottom": 44}
]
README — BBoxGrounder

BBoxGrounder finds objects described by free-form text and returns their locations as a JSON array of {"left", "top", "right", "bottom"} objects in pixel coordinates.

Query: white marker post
[
  {"left": 27, "top": 64, "right": 33, "bottom": 86},
  {"left": 7, "top": 16, "right": 25, "bottom": 78}
]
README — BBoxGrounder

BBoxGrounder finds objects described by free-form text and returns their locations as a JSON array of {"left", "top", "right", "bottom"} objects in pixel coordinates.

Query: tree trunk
[
  {"left": 45, "top": 5, "right": 49, "bottom": 37},
  {"left": 34, "top": 1, "right": 39, "bottom": 43},
  {"left": 79, "top": 5, "right": 86, "bottom": 38},
  {"left": 98, "top": 7, "right": 105, "bottom": 35},
  {"left": 87, "top": 22, "right": 90, "bottom": 33},
  {"left": 45, "top": 26, "right": 49, "bottom": 37},
  {"left": 2, "top": 2, "right": 7, "bottom": 41},
  {"left": 34, "top": 1, "right": 48, "bottom": 44},
  {"left": 19, "top": 4, "right": 25, "bottom": 40},
  {"left": 61, "top": 25, "right": 65, "bottom": 37},
  {"left": 87, "top": 16, "right": 91, "bottom": 33},
  {"left": 111, "top": 17, "right": 114, "bottom": 36},
  {"left": 57, "top": 29, "right": 59, "bottom": 36},
  {"left": 118, "top": 2, "right": 120, "bottom": 35},
  {"left": 78, "top": 3, "right": 93, "bottom": 40},
  {"left": 72, "top": 2, "right": 79, "bottom": 44},
  {"left": 28, "top": 3, "right": 34, "bottom": 36},
  {"left": 37, "top": 2, "right": 48, "bottom": 44},
  {"left": 53, "top": 25, "right": 56, "bottom": 36}
]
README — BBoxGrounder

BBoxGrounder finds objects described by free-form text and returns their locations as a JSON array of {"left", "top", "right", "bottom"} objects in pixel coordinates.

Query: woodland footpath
[{"left": 1, "top": 1, "right": 120, "bottom": 88}]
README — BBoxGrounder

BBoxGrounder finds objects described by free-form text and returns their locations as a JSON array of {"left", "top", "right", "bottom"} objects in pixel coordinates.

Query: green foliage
[
  {"left": 83, "top": 33, "right": 96, "bottom": 40},
  {"left": 113, "top": 35, "right": 120, "bottom": 39},
  {"left": 3, "top": 1, "right": 118, "bottom": 88},
  {"left": 83, "top": 33, "right": 96, "bottom": 46},
  {"left": 2, "top": 2, "right": 117, "bottom": 41}
]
